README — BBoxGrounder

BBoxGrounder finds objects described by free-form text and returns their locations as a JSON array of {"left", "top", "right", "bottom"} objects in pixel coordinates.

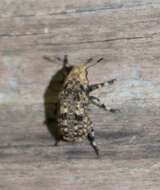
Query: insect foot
[
  {"left": 108, "top": 108, "right": 120, "bottom": 113},
  {"left": 107, "top": 78, "right": 117, "bottom": 85}
]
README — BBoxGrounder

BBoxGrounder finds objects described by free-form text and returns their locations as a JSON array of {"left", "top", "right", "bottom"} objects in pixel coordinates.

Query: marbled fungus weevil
[{"left": 51, "top": 55, "right": 119, "bottom": 157}]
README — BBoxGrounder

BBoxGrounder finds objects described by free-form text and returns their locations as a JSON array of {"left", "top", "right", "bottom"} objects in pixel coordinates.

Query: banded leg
[
  {"left": 88, "top": 79, "right": 117, "bottom": 92},
  {"left": 89, "top": 96, "right": 119, "bottom": 112},
  {"left": 88, "top": 128, "right": 100, "bottom": 157}
]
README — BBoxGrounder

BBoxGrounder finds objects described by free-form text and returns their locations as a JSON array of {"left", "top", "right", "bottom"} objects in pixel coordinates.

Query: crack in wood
[
  {"left": 41, "top": 35, "right": 157, "bottom": 46},
  {"left": 0, "top": 32, "right": 158, "bottom": 44},
  {"left": 0, "top": 1, "right": 160, "bottom": 19},
  {"left": 0, "top": 32, "right": 52, "bottom": 38}
]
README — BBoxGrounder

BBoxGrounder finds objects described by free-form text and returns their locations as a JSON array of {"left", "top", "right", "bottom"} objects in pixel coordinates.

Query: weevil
[{"left": 52, "top": 55, "right": 118, "bottom": 157}]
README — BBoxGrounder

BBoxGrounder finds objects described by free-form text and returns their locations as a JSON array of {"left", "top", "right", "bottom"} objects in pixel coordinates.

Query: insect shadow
[{"left": 43, "top": 56, "right": 72, "bottom": 144}]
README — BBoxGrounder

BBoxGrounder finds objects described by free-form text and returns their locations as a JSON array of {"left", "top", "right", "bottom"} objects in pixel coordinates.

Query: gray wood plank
[{"left": 0, "top": 1, "right": 160, "bottom": 189}]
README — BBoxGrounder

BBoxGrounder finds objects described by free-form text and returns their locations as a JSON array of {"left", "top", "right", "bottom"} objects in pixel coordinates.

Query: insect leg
[
  {"left": 54, "top": 139, "right": 60, "bottom": 146},
  {"left": 88, "top": 128, "right": 100, "bottom": 157},
  {"left": 89, "top": 96, "right": 119, "bottom": 112},
  {"left": 89, "top": 96, "right": 101, "bottom": 102},
  {"left": 88, "top": 79, "right": 117, "bottom": 92},
  {"left": 63, "top": 55, "right": 69, "bottom": 67}
]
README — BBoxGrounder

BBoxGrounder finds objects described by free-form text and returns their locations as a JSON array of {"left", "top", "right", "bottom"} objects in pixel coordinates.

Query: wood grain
[{"left": 0, "top": 1, "right": 160, "bottom": 189}]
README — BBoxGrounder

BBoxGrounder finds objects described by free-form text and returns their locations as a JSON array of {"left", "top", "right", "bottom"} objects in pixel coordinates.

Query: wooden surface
[{"left": 1, "top": 0, "right": 160, "bottom": 189}]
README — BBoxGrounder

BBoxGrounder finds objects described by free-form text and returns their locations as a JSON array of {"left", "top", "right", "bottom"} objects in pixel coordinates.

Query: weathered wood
[
  {"left": 0, "top": 0, "right": 160, "bottom": 105},
  {"left": 0, "top": 0, "right": 160, "bottom": 189}
]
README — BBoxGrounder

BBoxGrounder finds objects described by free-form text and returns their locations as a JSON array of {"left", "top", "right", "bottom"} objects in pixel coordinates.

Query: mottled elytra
[{"left": 53, "top": 55, "right": 119, "bottom": 157}]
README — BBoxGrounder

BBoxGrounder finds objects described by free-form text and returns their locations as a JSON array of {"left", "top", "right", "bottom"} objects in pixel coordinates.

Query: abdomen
[{"left": 57, "top": 89, "right": 91, "bottom": 142}]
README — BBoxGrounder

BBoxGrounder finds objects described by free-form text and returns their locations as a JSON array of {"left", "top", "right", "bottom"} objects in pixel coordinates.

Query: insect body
[{"left": 55, "top": 56, "right": 118, "bottom": 157}]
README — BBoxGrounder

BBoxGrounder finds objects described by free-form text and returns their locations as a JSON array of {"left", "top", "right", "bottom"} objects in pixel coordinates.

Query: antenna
[
  {"left": 63, "top": 55, "right": 68, "bottom": 67},
  {"left": 43, "top": 55, "right": 69, "bottom": 68},
  {"left": 86, "top": 58, "right": 103, "bottom": 69}
]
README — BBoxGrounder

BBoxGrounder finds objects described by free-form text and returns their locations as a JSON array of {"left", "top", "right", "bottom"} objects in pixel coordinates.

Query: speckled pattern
[
  {"left": 58, "top": 79, "right": 91, "bottom": 142},
  {"left": 1, "top": 0, "right": 160, "bottom": 189}
]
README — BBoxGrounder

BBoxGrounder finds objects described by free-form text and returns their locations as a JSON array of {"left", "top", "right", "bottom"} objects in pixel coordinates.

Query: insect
[{"left": 52, "top": 55, "right": 118, "bottom": 157}]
